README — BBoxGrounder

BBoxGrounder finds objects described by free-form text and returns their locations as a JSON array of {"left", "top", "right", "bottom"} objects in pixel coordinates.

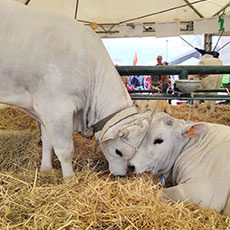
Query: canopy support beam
[
  {"left": 213, "top": 2, "right": 230, "bottom": 16},
  {"left": 183, "top": 0, "right": 204, "bottom": 18},
  {"left": 74, "top": 0, "right": 80, "bottom": 20},
  {"left": 119, "top": 0, "right": 206, "bottom": 24}
]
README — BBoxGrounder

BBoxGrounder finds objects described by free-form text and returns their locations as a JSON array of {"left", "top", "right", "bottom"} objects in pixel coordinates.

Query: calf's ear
[{"left": 182, "top": 122, "right": 207, "bottom": 138}]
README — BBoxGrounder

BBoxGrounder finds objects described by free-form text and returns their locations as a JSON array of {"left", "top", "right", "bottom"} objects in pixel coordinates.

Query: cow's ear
[
  {"left": 182, "top": 122, "right": 207, "bottom": 138},
  {"left": 141, "top": 110, "right": 153, "bottom": 121},
  {"left": 98, "top": 128, "right": 115, "bottom": 143},
  {"left": 199, "top": 74, "right": 208, "bottom": 79},
  {"left": 165, "top": 104, "right": 172, "bottom": 115}
]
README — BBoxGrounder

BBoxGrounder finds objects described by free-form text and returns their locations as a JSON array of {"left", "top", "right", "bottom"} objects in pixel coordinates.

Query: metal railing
[
  {"left": 116, "top": 65, "right": 230, "bottom": 78},
  {"left": 116, "top": 65, "right": 230, "bottom": 101}
]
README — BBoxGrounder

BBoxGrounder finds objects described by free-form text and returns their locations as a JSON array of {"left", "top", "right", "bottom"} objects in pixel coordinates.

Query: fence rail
[
  {"left": 130, "top": 94, "right": 230, "bottom": 101},
  {"left": 116, "top": 65, "right": 230, "bottom": 101},
  {"left": 116, "top": 65, "right": 230, "bottom": 78}
]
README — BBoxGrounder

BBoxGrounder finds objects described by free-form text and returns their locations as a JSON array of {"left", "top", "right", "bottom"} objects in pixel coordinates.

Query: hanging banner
[
  {"left": 119, "top": 23, "right": 143, "bottom": 37},
  {"left": 193, "top": 17, "right": 219, "bottom": 34},
  {"left": 156, "top": 21, "right": 180, "bottom": 38}
]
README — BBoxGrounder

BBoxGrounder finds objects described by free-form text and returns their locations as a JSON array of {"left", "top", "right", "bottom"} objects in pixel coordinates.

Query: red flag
[{"left": 133, "top": 53, "right": 138, "bottom": 66}]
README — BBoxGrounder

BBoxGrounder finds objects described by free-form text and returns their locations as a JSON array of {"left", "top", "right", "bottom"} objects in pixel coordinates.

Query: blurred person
[
  {"left": 161, "top": 61, "right": 169, "bottom": 93},
  {"left": 130, "top": 75, "right": 144, "bottom": 90},
  {"left": 150, "top": 55, "right": 163, "bottom": 91}
]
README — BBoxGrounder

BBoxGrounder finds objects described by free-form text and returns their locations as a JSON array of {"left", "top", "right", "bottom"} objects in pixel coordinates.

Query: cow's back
[
  {"left": 0, "top": 0, "right": 133, "bottom": 133},
  {"left": 198, "top": 57, "right": 223, "bottom": 90},
  {"left": 0, "top": 0, "right": 108, "bottom": 89}
]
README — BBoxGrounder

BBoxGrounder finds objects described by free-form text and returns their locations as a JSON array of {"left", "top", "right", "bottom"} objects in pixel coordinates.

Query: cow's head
[
  {"left": 128, "top": 113, "right": 208, "bottom": 176},
  {"left": 97, "top": 111, "right": 151, "bottom": 176},
  {"left": 133, "top": 100, "right": 152, "bottom": 114},
  {"left": 134, "top": 100, "right": 172, "bottom": 115}
]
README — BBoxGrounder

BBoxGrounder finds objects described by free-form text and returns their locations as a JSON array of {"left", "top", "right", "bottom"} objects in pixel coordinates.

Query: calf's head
[
  {"left": 129, "top": 113, "right": 207, "bottom": 176},
  {"left": 97, "top": 111, "right": 151, "bottom": 176}
]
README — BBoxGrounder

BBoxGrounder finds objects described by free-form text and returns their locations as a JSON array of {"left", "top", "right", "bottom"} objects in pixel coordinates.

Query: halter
[{"left": 92, "top": 107, "right": 138, "bottom": 153}]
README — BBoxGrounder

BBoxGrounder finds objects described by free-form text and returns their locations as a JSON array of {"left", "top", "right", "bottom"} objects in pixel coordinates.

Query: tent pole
[
  {"left": 204, "top": 34, "right": 212, "bottom": 51},
  {"left": 25, "top": 0, "right": 32, "bottom": 5},
  {"left": 74, "top": 0, "right": 80, "bottom": 20}
]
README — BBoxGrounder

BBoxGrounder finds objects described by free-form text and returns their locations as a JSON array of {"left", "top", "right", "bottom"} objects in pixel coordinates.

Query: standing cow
[
  {"left": 129, "top": 112, "right": 230, "bottom": 216},
  {"left": 188, "top": 54, "right": 223, "bottom": 118},
  {"left": 0, "top": 0, "right": 152, "bottom": 179}
]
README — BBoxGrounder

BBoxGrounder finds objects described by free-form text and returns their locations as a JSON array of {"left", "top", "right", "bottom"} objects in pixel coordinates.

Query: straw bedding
[{"left": 0, "top": 104, "right": 230, "bottom": 229}]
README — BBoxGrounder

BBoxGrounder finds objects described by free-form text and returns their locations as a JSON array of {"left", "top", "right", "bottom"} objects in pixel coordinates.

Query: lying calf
[
  {"left": 133, "top": 100, "right": 172, "bottom": 115},
  {"left": 129, "top": 113, "right": 230, "bottom": 216}
]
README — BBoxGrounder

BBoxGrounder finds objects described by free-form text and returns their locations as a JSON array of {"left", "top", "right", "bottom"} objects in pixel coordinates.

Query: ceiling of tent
[{"left": 15, "top": 0, "right": 230, "bottom": 38}]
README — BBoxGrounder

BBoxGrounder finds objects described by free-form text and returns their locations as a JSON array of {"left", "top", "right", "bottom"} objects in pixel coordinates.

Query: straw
[{"left": 0, "top": 105, "right": 229, "bottom": 229}]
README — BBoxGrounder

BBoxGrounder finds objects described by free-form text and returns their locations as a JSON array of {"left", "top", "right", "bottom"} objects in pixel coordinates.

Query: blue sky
[{"left": 102, "top": 35, "right": 202, "bottom": 65}]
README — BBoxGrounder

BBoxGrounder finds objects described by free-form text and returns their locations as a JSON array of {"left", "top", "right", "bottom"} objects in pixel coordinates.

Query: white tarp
[{"left": 14, "top": 0, "right": 230, "bottom": 37}]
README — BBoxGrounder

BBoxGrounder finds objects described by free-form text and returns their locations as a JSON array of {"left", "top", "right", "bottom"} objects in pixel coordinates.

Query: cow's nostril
[{"left": 128, "top": 165, "right": 135, "bottom": 172}]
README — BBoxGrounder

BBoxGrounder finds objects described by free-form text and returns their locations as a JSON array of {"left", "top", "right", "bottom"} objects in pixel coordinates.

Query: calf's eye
[
  {"left": 154, "top": 139, "right": 164, "bottom": 145},
  {"left": 115, "top": 149, "right": 123, "bottom": 157}
]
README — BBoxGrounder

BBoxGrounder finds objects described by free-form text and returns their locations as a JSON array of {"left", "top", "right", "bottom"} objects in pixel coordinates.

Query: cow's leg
[
  {"left": 44, "top": 117, "right": 74, "bottom": 179},
  {"left": 36, "top": 104, "right": 75, "bottom": 179},
  {"left": 40, "top": 124, "right": 53, "bottom": 172},
  {"left": 222, "top": 195, "right": 230, "bottom": 216},
  {"left": 162, "top": 184, "right": 188, "bottom": 203},
  {"left": 162, "top": 180, "right": 225, "bottom": 213},
  {"left": 205, "top": 100, "right": 215, "bottom": 118},
  {"left": 194, "top": 100, "right": 199, "bottom": 116}
]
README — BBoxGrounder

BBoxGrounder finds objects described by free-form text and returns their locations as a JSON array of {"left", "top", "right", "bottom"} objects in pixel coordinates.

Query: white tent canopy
[{"left": 15, "top": 0, "right": 230, "bottom": 38}]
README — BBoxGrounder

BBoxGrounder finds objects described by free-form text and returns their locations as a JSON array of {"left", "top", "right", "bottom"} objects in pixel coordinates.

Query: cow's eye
[
  {"left": 115, "top": 149, "right": 123, "bottom": 157},
  {"left": 154, "top": 139, "right": 164, "bottom": 145}
]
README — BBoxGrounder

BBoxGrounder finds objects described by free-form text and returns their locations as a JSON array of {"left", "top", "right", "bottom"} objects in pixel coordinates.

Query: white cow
[
  {"left": 0, "top": 0, "right": 152, "bottom": 179},
  {"left": 188, "top": 54, "right": 223, "bottom": 118},
  {"left": 133, "top": 100, "right": 172, "bottom": 115},
  {"left": 129, "top": 113, "right": 230, "bottom": 216}
]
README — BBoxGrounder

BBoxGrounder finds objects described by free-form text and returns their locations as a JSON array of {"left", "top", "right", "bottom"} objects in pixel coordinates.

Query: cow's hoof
[
  {"left": 40, "top": 166, "right": 53, "bottom": 173},
  {"left": 63, "top": 174, "right": 76, "bottom": 183}
]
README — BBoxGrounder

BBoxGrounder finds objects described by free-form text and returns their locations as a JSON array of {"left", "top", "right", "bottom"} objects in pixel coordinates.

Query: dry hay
[{"left": 0, "top": 105, "right": 230, "bottom": 229}]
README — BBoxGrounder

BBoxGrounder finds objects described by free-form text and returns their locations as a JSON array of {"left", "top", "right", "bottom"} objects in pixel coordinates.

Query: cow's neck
[
  {"left": 172, "top": 128, "right": 209, "bottom": 184},
  {"left": 87, "top": 60, "right": 133, "bottom": 131}
]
